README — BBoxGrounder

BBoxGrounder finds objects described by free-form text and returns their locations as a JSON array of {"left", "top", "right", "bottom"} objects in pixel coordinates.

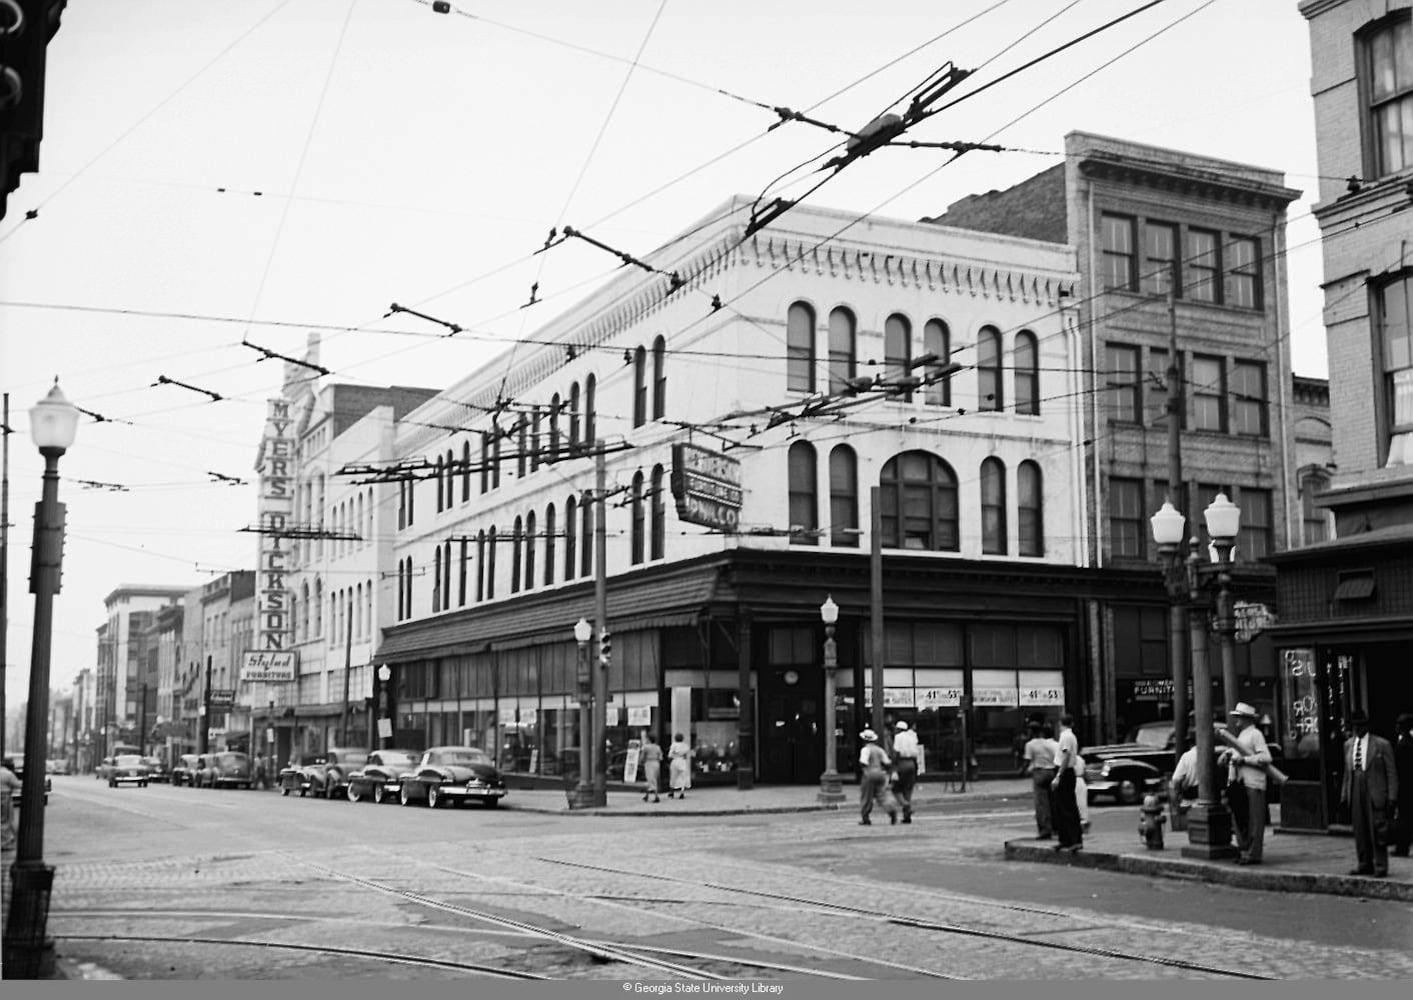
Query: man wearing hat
[
  {"left": 1219, "top": 703, "right": 1272, "bottom": 865},
  {"left": 857, "top": 729, "right": 899, "bottom": 826},
  {"left": 891, "top": 721, "right": 920, "bottom": 824},
  {"left": 1340, "top": 710, "right": 1398, "bottom": 877}
]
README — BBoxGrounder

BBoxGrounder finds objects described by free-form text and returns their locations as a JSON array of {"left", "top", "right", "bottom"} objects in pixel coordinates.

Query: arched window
[
  {"left": 565, "top": 495, "right": 578, "bottom": 580},
  {"left": 650, "top": 464, "right": 665, "bottom": 560},
  {"left": 630, "top": 470, "right": 646, "bottom": 565},
  {"left": 544, "top": 504, "right": 557, "bottom": 586},
  {"left": 1300, "top": 467, "right": 1331, "bottom": 545},
  {"left": 633, "top": 346, "right": 648, "bottom": 427},
  {"left": 301, "top": 581, "right": 311, "bottom": 641},
  {"left": 461, "top": 440, "right": 472, "bottom": 502},
  {"left": 397, "top": 563, "right": 405, "bottom": 620},
  {"left": 433, "top": 545, "right": 443, "bottom": 611},
  {"left": 584, "top": 374, "right": 597, "bottom": 445},
  {"left": 355, "top": 493, "right": 364, "bottom": 548},
  {"left": 787, "top": 301, "right": 815, "bottom": 392},
  {"left": 443, "top": 540, "right": 452, "bottom": 606},
  {"left": 1015, "top": 331, "right": 1039, "bottom": 415},
  {"left": 355, "top": 583, "right": 363, "bottom": 639},
  {"left": 434, "top": 457, "right": 445, "bottom": 513},
  {"left": 879, "top": 452, "right": 958, "bottom": 551},
  {"left": 829, "top": 445, "right": 859, "bottom": 547},
  {"left": 549, "top": 393, "right": 562, "bottom": 462},
  {"left": 924, "top": 319, "right": 952, "bottom": 407},
  {"left": 458, "top": 538, "right": 468, "bottom": 606},
  {"left": 581, "top": 492, "right": 593, "bottom": 577},
  {"left": 315, "top": 578, "right": 324, "bottom": 634},
  {"left": 486, "top": 527, "right": 497, "bottom": 600},
  {"left": 885, "top": 314, "right": 912, "bottom": 400},
  {"left": 524, "top": 511, "right": 538, "bottom": 590},
  {"left": 403, "top": 562, "right": 411, "bottom": 618},
  {"left": 480, "top": 433, "right": 490, "bottom": 494},
  {"left": 510, "top": 516, "right": 523, "bottom": 593},
  {"left": 788, "top": 440, "right": 819, "bottom": 546},
  {"left": 827, "top": 306, "right": 856, "bottom": 396},
  {"left": 1018, "top": 460, "right": 1044, "bottom": 557},
  {"left": 568, "top": 383, "right": 581, "bottom": 453},
  {"left": 491, "top": 428, "right": 502, "bottom": 489},
  {"left": 977, "top": 326, "right": 1002, "bottom": 411},
  {"left": 981, "top": 457, "right": 1008, "bottom": 555},
  {"left": 530, "top": 406, "right": 542, "bottom": 472},
  {"left": 652, "top": 335, "right": 667, "bottom": 420},
  {"left": 517, "top": 414, "right": 528, "bottom": 477},
  {"left": 476, "top": 531, "right": 486, "bottom": 602},
  {"left": 445, "top": 448, "right": 455, "bottom": 509},
  {"left": 366, "top": 581, "right": 373, "bottom": 639}
]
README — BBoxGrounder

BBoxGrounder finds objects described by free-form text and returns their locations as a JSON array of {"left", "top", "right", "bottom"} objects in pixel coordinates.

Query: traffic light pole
[{"left": 591, "top": 448, "right": 609, "bottom": 807}]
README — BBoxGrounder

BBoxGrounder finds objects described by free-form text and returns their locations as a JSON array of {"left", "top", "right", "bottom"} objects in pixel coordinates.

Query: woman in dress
[
  {"left": 666, "top": 733, "right": 692, "bottom": 799},
  {"left": 640, "top": 732, "right": 662, "bottom": 803}
]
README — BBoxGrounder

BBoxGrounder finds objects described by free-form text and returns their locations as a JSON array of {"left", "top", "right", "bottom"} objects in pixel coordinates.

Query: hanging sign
[{"left": 670, "top": 443, "right": 742, "bottom": 532}]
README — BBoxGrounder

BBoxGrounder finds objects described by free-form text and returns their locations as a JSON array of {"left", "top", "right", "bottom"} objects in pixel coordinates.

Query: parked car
[
  {"left": 398, "top": 746, "right": 507, "bottom": 809},
  {"left": 9, "top": 754, "right": 51, "bottom": 806},
  {"left": 47, "top": 757, "right": 71, "bottom": 775},
  {"left": 1081, "top": 752, "right": 1166, "bottom": 805},
  {"left": 346, "top": 749, "right": 419, "bottom": 804},
  {"left": 141, "top": 756, "right": 171, "bottom": 783},
  {"left": 171, "top": 753, "right": 201, "bottom": 787},
  {"left": 298, "top": 747, "right": 369, "bottom": 800},
  {"left": 279, "top": 752, "right": 326, "bottom": 797},
  {"left": 106, "top": 753, "right": 150, "bottom": 788},
  {"left": 196, "top": 751, "right": 253, "bottom": 789}
]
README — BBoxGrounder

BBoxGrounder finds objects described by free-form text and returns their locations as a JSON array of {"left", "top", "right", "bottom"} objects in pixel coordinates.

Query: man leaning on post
[{"left": 1219, "top": 703, "right": 1272, "bottom": 866}]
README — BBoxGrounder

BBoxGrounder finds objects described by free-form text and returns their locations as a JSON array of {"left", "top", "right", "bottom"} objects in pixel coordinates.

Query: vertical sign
[{"left": 257, "top": 398, "right": 295, "bottom": 657}]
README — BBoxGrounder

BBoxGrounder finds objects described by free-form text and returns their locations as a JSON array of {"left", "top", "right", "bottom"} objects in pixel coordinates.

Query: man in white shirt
[
  {"left": 1049, "top": 714, "right": 1083, "bottom": 852},
  {"left": 891, "top": 721, "right": 920, "bottom": 824},
  {"left": 1220, "top": 703, "right": 1273, "bottom": 866}
]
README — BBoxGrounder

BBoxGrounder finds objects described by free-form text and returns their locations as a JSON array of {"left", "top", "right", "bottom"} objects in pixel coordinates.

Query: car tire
[
  {"left": 1116, "top": 779, "right": 1140, "bottom": 805},
  {"left": 483, "top": 798, "right": 500, "bottom": 809},
  {"left": 427, "top": 784, "right": 443, "bottom": 809},
  {"left": 299, "top": 785, "right": 307, "bottom": 798},
  {"left": 108, "top": 779, "right": 116, "bottom": 788},
  {"left": 280, "top": 786, "right": 290, "bottom": 797},
  {"left": 399, "top": 782, "right": 414, "bottom": 807},
  {"left": 347, "top": 784, "right": 362, "bottom": 803},
  {"left": 373, "top": 784, "right": 386, "bottom": 805}
]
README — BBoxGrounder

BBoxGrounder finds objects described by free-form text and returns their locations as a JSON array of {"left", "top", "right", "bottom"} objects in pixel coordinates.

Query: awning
[{"left": 1332, "top": 575, "right": 1375, "bottom": 601}]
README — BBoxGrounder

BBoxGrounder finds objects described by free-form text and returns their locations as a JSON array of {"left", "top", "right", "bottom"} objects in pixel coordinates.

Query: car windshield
[
  {"left": 433, "top": 750, "right": 489, "bottom": 766},
  {"left": 217, "top": 754, "right": 244, "bottom": 765},
  {"left": 142, "top": 757, "right": 163, "bottom": 767},
  {"left": 1132, "top": 726, "right": 1172, "bottom": 749},
  {"left": 378, "top": 752, "right": 416, "bottom": 766},
  {"left": 336, "top": 751, "right": 368, "bottom": 766},
  {"left": 116, "top": 755, "right": 144, "bottom": 767}
]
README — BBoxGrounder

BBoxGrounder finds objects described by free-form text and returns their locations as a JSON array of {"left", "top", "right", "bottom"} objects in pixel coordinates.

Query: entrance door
[
  {"left": 1318, "top": 650, "right": 1359, "bottom": 825},
  {"left": 758, "top": 667, "right": 823, "bottom": 784}
]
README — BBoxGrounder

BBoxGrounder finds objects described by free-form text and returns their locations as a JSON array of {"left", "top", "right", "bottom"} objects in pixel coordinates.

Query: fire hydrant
[{"left": 1138, "top": 793, "right": 1166, "bottom": 849}]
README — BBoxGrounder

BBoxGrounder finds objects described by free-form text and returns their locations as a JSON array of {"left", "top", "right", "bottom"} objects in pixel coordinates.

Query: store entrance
[{"left": 757, "top": 667, "right": 823, "bottom": 784}]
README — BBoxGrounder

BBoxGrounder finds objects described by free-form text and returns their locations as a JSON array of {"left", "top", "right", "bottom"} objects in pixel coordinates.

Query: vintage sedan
[
  {"left": 141, "top": 756, "right": 171, "bottom": 783},
  {"left": 9, "top": 754, "right": 52, "bottom": 806},
  {"left": 1082, "top": 753, "right": 1166, "bottom": 805},
  {"left": 302, "top": 748, "right": 369, "bottom": 799},
  {"left": 171, "top": 753, "right": 201, "bottom": 787},
  {"left": 346, "top": 749, "right": 419, "bottom": 804},
  {"left": 279, "top": 752, "right": 324, "bottom": 796},
  {"left": 105, "top": 753, "right": 150, "bottom": 788},
  {"left": 196, "top": 751, "right": 253, "bottom": 789},
  {"left": 398, "top": 746, "right": 507, "bottom": 809}
]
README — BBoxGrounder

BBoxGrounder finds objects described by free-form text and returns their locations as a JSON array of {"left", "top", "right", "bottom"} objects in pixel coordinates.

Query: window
[
  {"left": 581, "top": 492, "right": 593, "bottom": 577},
  {"left": 977, "top": 326, "right": 1002, "bottom": 411},
  {"left": 885, "top": 313, "right": 912, "bottom": 399},
  {"left": 1232, "top": 360, "right": 1268, "bottom": 437},
  {"left": 1142, "top": 221, "right": 1178, "bottom": 296},
  {"left": 630, "top": 471, "right": 646, "bottom": 565},
  {"left": 923, "top": 319, "right": 951, "bottom": 406},
  {"left": 530, "top": 406, "right": 542, "bottom": 472},
  {"left": 445, "top": 449, "right": 455, "bottom": 510},
  {"left": 491, "top": 428, "right": 502, "bottom": 488},
  {"left": 1014, "top": 331, "right": 1039, "bottom": 415},
  {"left": 652, "top": 335, "right": 667, "bottom": 420},
  {"left": 396, "top": 562, "right": 405, "bottom": 620},
  {"left": 1018, "top": 461, "right": 1043, "bottom": 557},
  {"left": 443, "top": 540, "right": 452, "bottom": 608},
  {"left": 480, "top": 433, "right": 490, "bottom": 494},
  {"left": 565, "top": 495, "right": 578, "bottom": 581},
  {"left": 981, "top": 457, "right": 1007, "bottom": 555},
  {"left": 517, "top": 415, "right": 528, "bottom": 478},
  {"left": 879, "top": 451, "right": 959, "bottom": 551},
  {"left": 633, "top": 346, "right": 648, "bottom": 427},
  {"left": 1368, "top": 15, "right": 1413, "bottom": 176},
  {"left": 568, "top": 383, "right": 580, "bottom": 453},
  {"left": 787, "top": 301, "right": 815, "bottom": 392},
  {"left": 1187, "top": 229, "right": 1220, "bottom": 303},
  {"left": 1379, "top": 273, "right": 1413, "bottom": 459},
  {"left": 584, "top": 374, "right": 597, "bottom": 445},
  {"left": 1300, "top": 470, "right": 1330, "bottom": 545},
  {"left": 544, "top": 504, "right": 556, "bottom": 586},
  {"left": 1226, "top": 237, "right": 1261, "bottom": 310},
  {"left": 459, "top": 538, "right": 468, "bottom": 606},
  {"left": 787, "top": 441, "right": 818, "bottom": 546},
  {"left": 524, "top": 511, "right": 537, "bottom": 591},
  {"left": 476, "top": 531, "right": 486, "bottom": 602},
  {"left": 486, "top": 527, "right": 497, "bottom": 599},
  {"left": 549, "top": 393, "right": 562, "bottom": 462},
  {"left": 1148, "top": 348, "right": 1185, "bottom": 427},
  {"left": 650, "top": 464, "right": 665, "bottom": 560},
  {"left": 1101, "top": 213, "right": 1137, "bottom": 291},
  {"left": 1192, "top": 355, "right": 1226, "bottom": 432},
  {"left": 827, "top": 307, "right": 856, "bottom": 396},
  {"left": 1109, "top": 477, "right": 1145, "bottom": 559},
  {"left": 434, "top": 458, "right": 444, "bottom": 514},
  {"left": 510, "top": 518, "right": 523, "bottom": 594},
  {"left": 461, "top": 441, "right": 471, "bottom": 502},
  {"left": 829, "top": 445, "right": 859, "bottom": 547},
  {"left": 1107, "top": 344, "right": 1141, "bottom": 423},
  {"left": 1238, "top": 488, "right": 1272, "bottom": 561}
]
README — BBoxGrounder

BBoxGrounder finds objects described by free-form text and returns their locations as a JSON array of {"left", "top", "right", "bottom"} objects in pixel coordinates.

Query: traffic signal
[
  {"left": 0, "top": 0, "right": 67, "bottom": 220},
  {"left": 598, "top": 628, "right": 611, "bottom": 668}
]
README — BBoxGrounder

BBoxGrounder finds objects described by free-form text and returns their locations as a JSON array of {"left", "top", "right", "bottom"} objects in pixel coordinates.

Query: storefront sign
[
  {"left": 1018, "top": 685, "right": 1064, "bottom": 706},
  {"left": 917, "top": 687, "right": 964, "bottom": 709},
  {"left": 256, "top": 398, "right": 295, "bottom": 653},
  {"left": 241, "top": 650, "right": 297, "bottom": 683},
  {"left": 972, "top": 686, "right": 1019, "bottom": 708},
  {"left": 1131, "top": 678, "right": 1174, "bottom": 701},
  {"left": 1282, "top": 648, "right": 1319, "bottom": 748},
  {"left": 498, "top": 708, "right": 517, "bottom": 725},
  {"left": 378, "top": 718, "right": 393, "bottom": 740},
  {"left": 623, "top": 740, "right": 641, "bottom": 783},
  {"left": 670, "top": 443, "right": 742, "bottom": 533},
  {"left": 627, "top": 705, "right": 651, "bottom": 726},
  {"left": 208, "top": 689, "right": 236, "bottom": 710},
  {"left": 1234, "top": 601, "right": 1275, "bottom": 643}
]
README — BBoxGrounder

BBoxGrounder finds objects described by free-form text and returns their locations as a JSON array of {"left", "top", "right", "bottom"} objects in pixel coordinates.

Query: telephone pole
[
  {"left": 1164, "top": 288, "right": 1190, "bottom": 758},
  {"left": 590, "top": 448, "right": 609, "bottom": 807}
]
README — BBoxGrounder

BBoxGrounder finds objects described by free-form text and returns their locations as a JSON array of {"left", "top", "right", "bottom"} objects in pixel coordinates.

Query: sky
[{"left": 0, "top": 0, "right": 1325, "bottom": 719}]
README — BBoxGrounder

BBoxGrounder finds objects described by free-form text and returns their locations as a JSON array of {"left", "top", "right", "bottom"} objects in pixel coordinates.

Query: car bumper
[
  {"left": 111, "top": 774, "right": 147, "bottom": 785},
  {"left": 447, "top": 783, "right": 506, "bottom": 801}
]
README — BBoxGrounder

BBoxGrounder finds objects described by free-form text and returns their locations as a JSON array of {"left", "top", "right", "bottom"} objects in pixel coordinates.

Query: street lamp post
[
  {"left": 570, "top": 618, "right": 594, "bottom": 809},
  {"left": 376, "top": 665, "right": 392, "bottom": 750},
  {"left": 817, "top": 596, "right": 846, "bottom": 804},
  {"left": 3, "top": 380, "right": 79, "bottom": 980},
  {"left": 1204, "top": 494, "right": 1242, "bottom": 717},
  {"left": 1150, "top": 494, "right": 1240, "bottom": 861}
]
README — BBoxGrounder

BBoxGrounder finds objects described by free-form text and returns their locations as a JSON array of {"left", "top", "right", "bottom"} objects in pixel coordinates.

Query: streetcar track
[{"left": 536, "top": 856, "right": 1275, "bottom": 980}]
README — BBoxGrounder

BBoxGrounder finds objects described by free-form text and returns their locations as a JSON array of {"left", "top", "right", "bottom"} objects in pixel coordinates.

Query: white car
[{"left": 106, "top": 754, "right": 150, "bottom": 787}]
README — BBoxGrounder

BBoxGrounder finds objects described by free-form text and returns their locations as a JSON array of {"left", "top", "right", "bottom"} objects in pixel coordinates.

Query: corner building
[{"left": 374, "top": 196, "right": 1102, "bottom": 785}]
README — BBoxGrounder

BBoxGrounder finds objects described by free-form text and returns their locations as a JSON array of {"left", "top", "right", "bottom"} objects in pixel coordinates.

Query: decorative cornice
[{"left": 1077, "top": 156, "right": 1300, "bottom": 212}]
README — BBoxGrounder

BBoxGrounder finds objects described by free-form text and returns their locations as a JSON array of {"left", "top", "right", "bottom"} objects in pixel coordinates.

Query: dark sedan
[
  {"left": 1082, "top": 753, "right": 1166, "bottom": 805},
  {"left": 141, "top": 756, "right": 171, "bottom": 783},
  {"left": 171, "top": 753, "right": 201, "bottom": 787},
  {"left": 398, "top": 746, "right": 507, "bottom": 809},
  {"left": 346, "top": 749, "right": 419, "bottom": 804},
  {"left": 303, "top": 748, "right": 369, "bottom": 800},
  {"left": 279, "top": 753, "right": 324, "bottom": 796},
  {"left": 196, "top": 751, "right": 253, "bottom": 789}
]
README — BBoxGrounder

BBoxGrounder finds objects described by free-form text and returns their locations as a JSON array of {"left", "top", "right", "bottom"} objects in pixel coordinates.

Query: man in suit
[
  {"left": 1340, "top": 709, "right": 1399, "bottom": 877},
  {"left": 1392, "top": 713, "right": 1413, "bottom": 858}
]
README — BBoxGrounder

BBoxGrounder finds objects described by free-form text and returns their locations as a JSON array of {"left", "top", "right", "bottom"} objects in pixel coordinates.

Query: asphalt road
[{"left": 23, "top": 776, "right": 1413, "bottom": 981}]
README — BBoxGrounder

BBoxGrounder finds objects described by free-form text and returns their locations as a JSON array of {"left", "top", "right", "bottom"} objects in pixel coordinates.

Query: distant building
[{"left": 98, "top": 585, "right": 186, "bottom": 756}]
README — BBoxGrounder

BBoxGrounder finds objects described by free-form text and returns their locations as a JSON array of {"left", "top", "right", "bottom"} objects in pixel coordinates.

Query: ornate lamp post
[
  {"left": 376, "top": 665, "right": 392, "bottom": 750},
  {"left": 569, "top": 618, "right": 595, "bottom": 809},
  {"left": 1150, "top": 494, "right": 1240, "bottom": 860},
  {"left": 4, "top": 380, "right": 79, "bottom": 979},
  {"left": 1203, "top": 493, "right": 1242, "bottom": 717},
  {"left": 817, "top": 595, "right": 846, "bottom": 804}
]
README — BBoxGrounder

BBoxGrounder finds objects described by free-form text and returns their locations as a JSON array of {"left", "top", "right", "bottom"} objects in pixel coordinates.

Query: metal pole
[
  {"left": 1, "top": 393, "right": 9, "bottom": 759},
  {"left": 869, "top": 486, "right": 885, "bottom": 735},
  {"left": 1165, "top": 288, "right": 1189, "bottom": 757},
  {"left": 200, "top": 656, "right": 212, "bottom": 755},
  {"left": 3, "top": 448, "right": 66, "bottom": 978},
  {"left": 572, "top": 640, "right": 592, "bottom": 809},
  {"left": 591, "top": 449, "right": 609, "bottom": 807},
  {"left": 1182, "top": 539, "right": 1235, "bottom": 859},
  {"left": 817, "top": 620, "right": 844, "bottom": 803},
  {"left": 1217, "top": 564, "right": 1238, "bottom": 717}
]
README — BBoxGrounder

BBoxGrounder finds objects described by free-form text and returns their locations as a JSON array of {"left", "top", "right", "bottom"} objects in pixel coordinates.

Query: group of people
[
  {"left": 1020, "top": 714, "right": 1087, "bottom": 853},
  {"left": 636, "top": 732, "right": 692, "bottom": 802},
  {"left": 856, "top": 721, "right": 921, "bottom": 825}
]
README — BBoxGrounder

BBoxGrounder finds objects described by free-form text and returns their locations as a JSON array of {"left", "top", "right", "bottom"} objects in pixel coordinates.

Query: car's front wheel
[
  {"left": 373, "top": 783, "right": 387, "bottom": 805},
  {"left": 347, "top": 784, "right": 362, "bottom": 803},
  {"left": 1116, "top": 779, "right": 1140, "bottom": 805},
  {"left": 280, "top": 785, "right": 290, "bottom": 797},
  {"left": 427, "top": 784, "right": 443, "bottom": 809},
  {"left": 399, "top": 782, "right": 414, "bottom": 807}
]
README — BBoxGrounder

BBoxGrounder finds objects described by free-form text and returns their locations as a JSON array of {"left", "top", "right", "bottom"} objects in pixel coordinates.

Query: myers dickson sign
[{"left": 670, "top": 444, "right": 742, "bottom": 532}]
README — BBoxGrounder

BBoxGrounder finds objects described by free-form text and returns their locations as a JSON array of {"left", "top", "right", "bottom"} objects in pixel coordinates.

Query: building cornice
[{"left": 1076, "top": 155, "right": 1301, "bottom": 212}]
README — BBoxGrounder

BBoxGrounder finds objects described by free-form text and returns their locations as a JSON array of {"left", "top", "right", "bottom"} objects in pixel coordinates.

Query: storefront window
[{"left": 1281, "top": 648, "right": 1320, "bottom": 766}]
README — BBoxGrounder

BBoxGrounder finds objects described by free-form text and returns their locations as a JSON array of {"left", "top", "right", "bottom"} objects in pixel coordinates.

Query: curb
[
  {"left": 1004, "top": 840, "right": 1413, "bottom": 901},
  {"left": 508, "top": 802, "right": 843, "bottom": 817}
]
